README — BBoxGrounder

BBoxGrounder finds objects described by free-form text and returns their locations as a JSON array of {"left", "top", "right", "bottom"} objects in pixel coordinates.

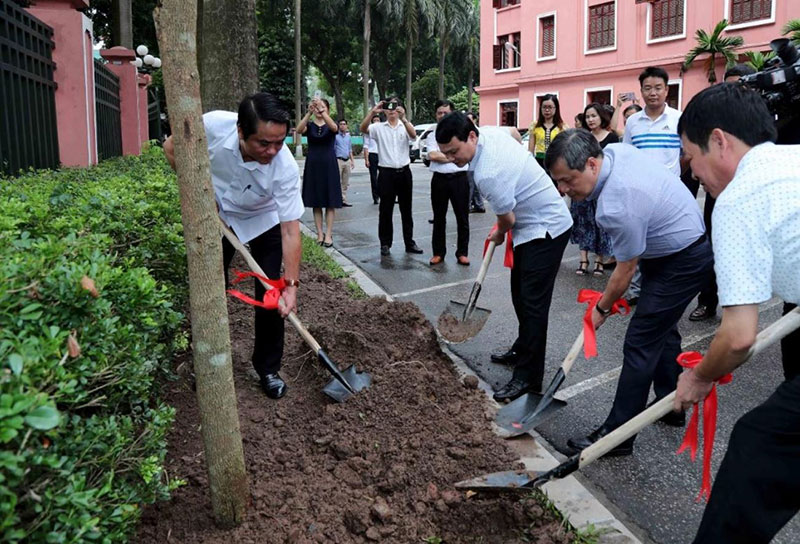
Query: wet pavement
[{"left": 299, "top": 160, "right": 799, "bottom": 544}]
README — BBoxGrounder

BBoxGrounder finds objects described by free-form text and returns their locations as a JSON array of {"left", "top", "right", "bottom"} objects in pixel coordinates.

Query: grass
[
  {"left": 524, "top": 489, "right": 612, "bottom": 544},
  {"left": 301, "top": 233, "right": 368, "bottom": 299}
]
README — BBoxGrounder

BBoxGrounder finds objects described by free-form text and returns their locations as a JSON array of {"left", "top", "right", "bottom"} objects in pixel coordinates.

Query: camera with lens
[
  {"left": 384, "top": 101, "right": 398, "bottom": 111},
  {"left": 740, "top": 38, "right": 800, "bottom": 143}
]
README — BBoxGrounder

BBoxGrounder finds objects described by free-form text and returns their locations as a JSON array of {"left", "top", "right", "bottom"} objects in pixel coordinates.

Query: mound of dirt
[{"left": 135, "top": 262, "right": 572, "bottom": 544}]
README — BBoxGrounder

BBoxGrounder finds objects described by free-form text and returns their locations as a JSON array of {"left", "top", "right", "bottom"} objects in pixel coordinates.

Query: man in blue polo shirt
[{"left": 546, "top": 129, "right": 713, "bottom": 456}]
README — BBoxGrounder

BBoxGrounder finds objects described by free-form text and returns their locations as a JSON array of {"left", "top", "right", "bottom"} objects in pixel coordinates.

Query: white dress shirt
[
  {"left": 426, "top": 129, "right": 467, "bottom": 174},
  {"left": 204, "top": 111, "right": 303, "bottom": 243},
  {"left": 363, "top": 132, "right": 379, "bottom": 154},
  {"left": 368, "top": 120, "right": 411, "bottom": 168},
  {"left": 713, "top": 142, "right": 800, "bottom": 307}
]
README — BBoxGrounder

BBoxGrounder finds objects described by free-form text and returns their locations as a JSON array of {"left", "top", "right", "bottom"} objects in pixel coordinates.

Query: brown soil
[{"left": 135, "top": 260, "right": 573, "bottom": 544}]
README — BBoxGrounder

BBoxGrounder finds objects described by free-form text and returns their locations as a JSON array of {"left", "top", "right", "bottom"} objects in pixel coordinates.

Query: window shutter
[
  {"left": 492, "top": 0, "right": 500, "bottom": 8},
  {"left": 493, "top": 44, "right": 502, "bottom": 69}
]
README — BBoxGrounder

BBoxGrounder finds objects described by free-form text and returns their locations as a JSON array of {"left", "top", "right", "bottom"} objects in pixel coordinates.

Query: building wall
[{"left": 477, "top": 0, "right": 794, "bottom": 129}]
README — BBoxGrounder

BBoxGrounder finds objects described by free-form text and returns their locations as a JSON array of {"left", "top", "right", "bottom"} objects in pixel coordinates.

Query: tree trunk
[
  {"left": 294, "top": 0, "right": 303, "bottom": 156},
  {"left": 333, "top": 80, "right": 345, "bottom": 120},
  {"left": 362, "top": 0, "right": 371, "bottom": 116},
  {"left": 153, "top": 0, "right": 248, "bottom": 529},
  {"left": 199, "top": 0, "right": 259, "bottom": 112},
  {"left": 112, "top": 0, "right": 133, "bottom": 48},
  {"left": 467, "top": 48, "right": 474, "bottom": 111},
  {"left": 438, "top": 35, "right": 446, "bottom": 100},
  {"left": 405, "top": 36, "right": 413, "bottom": 121}
]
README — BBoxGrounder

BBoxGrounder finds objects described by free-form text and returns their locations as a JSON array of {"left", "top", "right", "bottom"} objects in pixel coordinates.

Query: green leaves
[
  {"left": 24, "top": 405, "right": 60, "bottom": 431},
  {"left": 682, "top": 19, "right": 744, "bottom": 85}
]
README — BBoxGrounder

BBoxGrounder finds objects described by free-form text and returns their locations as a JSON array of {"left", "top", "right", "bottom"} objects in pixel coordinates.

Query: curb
[{"left": 311, "top": 230, "right": 645, "bottom": 544}]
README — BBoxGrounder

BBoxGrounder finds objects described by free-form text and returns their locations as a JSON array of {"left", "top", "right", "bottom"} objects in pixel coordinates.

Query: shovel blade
[
  {"left": 455, "top": 470, "right": 542, "bottom": 492},
  {"left": 496, "top": 392, "right": 568, "bottom": 435},
  {"left": 323, "top": 365, "right": 372, "bottom": 402},
  {"left": 437, "top": 300, "right": 492, "bottom": 344}
]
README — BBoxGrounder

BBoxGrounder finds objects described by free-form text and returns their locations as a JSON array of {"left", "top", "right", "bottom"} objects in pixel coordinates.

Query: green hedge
[{"left": 0, "top": 146, "right": 187, "bottom": 543}]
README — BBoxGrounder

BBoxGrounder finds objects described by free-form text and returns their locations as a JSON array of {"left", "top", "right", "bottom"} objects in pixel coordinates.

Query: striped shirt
[{"left": 623, "top": 105, "right": 682, "bottom": 176}]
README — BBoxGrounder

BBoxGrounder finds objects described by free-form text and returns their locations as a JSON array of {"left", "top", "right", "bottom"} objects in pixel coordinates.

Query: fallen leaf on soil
[
  {"left": 67, "top": 333, "right": 81, "bottom": 358},
  {"left": 80, "top": 275, "right": 99, "bottom": 297}
]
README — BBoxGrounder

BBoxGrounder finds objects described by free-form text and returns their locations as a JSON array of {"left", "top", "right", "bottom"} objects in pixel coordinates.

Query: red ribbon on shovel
[
  {"left": 484, "top": 224, "right": 514, "bottom": 268},
  {"left": 226, "top": 270, "right": 286, "bottom": 309},
  {"left": 675, "top": 351, "right": 733, "bottom": 502},
  {"left": 577, "top": 289, "right": 630, "bottom": 359}
]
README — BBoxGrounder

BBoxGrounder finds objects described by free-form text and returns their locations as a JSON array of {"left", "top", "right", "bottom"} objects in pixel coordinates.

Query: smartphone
[
  {"left": 385, "top": 102, "right": 397, "bottom": 111},
  {"left": 313, "top": 90, "right": 322, "bottom": 100},
  {"left": 623, "top": 92, "right": 636, "bottom": 101}
]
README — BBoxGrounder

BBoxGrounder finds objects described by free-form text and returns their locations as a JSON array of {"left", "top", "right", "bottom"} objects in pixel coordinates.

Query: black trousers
[
  {"left": 430, "top": 171, "right": 470, "bottom": 258},
  {"left": 509, "top": 230, "right": 571, "bottom": 387},
  {"left": 378, "top": 165, "right": 414, "bottom": 248},
  {"left": 604, "top": 237, "right": 714, "bottom": 430},
  {"left": 368, "top": 152, "right": 379, "bottom": 202},
  {"left": 697, "top": 195, "right": 718, "bottom": 311},
  {"left": 222, "top": 224, "right": 283, "bottom": 377}
]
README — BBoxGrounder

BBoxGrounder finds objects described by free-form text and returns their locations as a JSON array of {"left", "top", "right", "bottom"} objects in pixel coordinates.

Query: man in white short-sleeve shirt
[
  {"left": 164, "top": 92, "right": 302, "bottom": 400},
  {"left": 675, "top": 83, "right": 800, "bottom": 543}
]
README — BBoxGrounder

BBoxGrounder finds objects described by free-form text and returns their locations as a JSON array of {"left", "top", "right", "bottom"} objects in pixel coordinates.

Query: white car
[
  {"left": 419, "top": 126, "right": 436, "bottom": 167},
  {"left": 410, "top": 123, "right": 435, "bottom": 163}
]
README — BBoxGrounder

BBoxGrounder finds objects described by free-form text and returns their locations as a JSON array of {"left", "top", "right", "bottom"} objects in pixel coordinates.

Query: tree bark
[
  {"left": 199, "top": 0, "right": 259, "bottom": 112},
  {"left": 294, "top": 0, "right": 303, "bottom": 156},
  {"left": 405, "top": 36, "right": 413, "bottom": 121},
  {"left": 467, "top": 48, "right": 473, "bottom": 111},
  {"left": 112, "top": 0, "right": 133, "bottom": 48},
  {"left": 153, "top": 0, "right": 249, "bottom": 528},
  {"left": 362, "top": 0, "right": 371, "bottom": 115},
  {"left": 438, "top": 35, "right": 446, "bottom": 100}
]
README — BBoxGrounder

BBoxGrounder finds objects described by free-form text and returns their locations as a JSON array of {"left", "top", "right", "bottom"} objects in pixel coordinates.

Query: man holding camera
[
  {"left": 360, "top": 97, "right": 423, "bottom": 256},
  {"left": 675, "top": 83, "right": 800, "bottom": 544}
]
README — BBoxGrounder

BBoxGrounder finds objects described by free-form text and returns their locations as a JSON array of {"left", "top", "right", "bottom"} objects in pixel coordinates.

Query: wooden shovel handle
[
  {"left": 560, "top": 330, "right": 585, "bottom": 376},
  {"left": 219, "top": 219, "right": 321, "bottom": 353},
  {"left": 476, "top": 241, "right": 496, "bottom": 286},
  {"left": 579, "top": 306, "right": 800, "bottom": 468}
]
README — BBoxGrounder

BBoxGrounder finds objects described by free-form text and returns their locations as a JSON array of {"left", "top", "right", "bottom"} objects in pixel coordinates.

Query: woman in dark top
[
  {"left": 570, "top": 102, "right": 618, "bottom": 276},
  {"left": 298, "top": 97, "right": 341, "bottom": 247}
]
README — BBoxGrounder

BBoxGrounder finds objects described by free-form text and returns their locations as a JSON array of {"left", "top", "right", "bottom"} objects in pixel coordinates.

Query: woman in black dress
[
  {"left": 570, "top": 102, "right": 618, "bottom": 276},
  {"left": 298, "top": 98, "right": 341, "bottom": 247}
]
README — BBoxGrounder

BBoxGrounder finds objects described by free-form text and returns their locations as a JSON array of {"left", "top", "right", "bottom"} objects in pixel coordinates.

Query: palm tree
[
  {"left": 294, "top": 0, "right": 302, "bottom": 157},
  {"left": 783, "top": 18, "right": 800, "bottom": 46},
  {"left": 682, "top": 19, "right": 744, "bottom": 85},
  {"left": 435, "top": 0, "right": 473, "bottom": 99},
  {"left": 743, "top": 50, "right": 776, "bottom": 72}
]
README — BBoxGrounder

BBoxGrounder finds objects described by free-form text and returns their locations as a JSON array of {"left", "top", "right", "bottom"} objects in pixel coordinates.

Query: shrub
[{"left": 0, "top": 148, "right": 186, "bottom": 543}]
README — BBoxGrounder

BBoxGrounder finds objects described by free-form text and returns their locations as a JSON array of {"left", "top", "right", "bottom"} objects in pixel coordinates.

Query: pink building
[{"left": 476, "top": 0, "right": 795, "bottom": 129}]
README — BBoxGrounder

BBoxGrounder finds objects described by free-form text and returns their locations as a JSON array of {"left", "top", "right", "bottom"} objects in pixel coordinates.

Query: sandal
[
  {"left": 593, "top": 261, "right": 605, "bottom": 276},
  {"left": 576, "top": 260, "right": 589, "bottom": 275}
]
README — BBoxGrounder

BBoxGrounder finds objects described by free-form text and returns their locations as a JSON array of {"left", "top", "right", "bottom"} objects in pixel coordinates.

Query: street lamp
[
  {"left": 134, "top": 45, "right": 161, "bottom": 74},
  {"left": 504, "top": 41, "right": 520, "bottom": 55}
]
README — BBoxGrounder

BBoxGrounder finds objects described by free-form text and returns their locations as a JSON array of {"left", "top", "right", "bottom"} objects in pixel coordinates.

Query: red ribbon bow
[
  {"left": 675, "top": 351, "right": 733, "bottom": 502},
  {"left": 577, "top": 289, "right": 630, "bottom": 358},
  {"left": 226, "top": 270, "right": 286, "bottom": 309},
  {"left": 484, "top": 224, "right": 514, "bottom": 268}
]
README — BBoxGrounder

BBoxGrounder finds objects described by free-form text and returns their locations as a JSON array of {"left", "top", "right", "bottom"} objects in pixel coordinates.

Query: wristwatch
[
  {"left": 595, "top": 303, "right": 611, "bottom": 317},
  {"left": 284, "top": 279, "right": 301, "bottom": 288}
]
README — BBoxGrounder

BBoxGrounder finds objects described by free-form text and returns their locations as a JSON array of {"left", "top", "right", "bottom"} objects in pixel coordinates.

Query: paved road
[{"left": 299, "top": 160, "right": 798, "bottom": 544}]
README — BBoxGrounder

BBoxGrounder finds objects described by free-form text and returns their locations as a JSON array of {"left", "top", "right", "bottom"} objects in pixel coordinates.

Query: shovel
[
  {"left": 219, "top": 220, "right": 371, "bottom": 402},
  {"left": 437, "top": 241, "right": 496, "bottom": 343},
  {"left": 496, "top": 330, "right": 584, "bottom": 436},
  {"left": 457, "top": 307, "right": 800, "bottom": 493}
]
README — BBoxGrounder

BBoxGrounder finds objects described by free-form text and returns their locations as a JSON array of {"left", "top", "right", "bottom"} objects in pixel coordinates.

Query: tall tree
[
  {"left": 435, "top": 0, "right": 472, "bottom": 99},
  {"left": 363, "top": 0, "right": 372, "bottom": 114},
  {"left": 199, "top": 0, "right": 260, "bottom": 111},
  {"left": 399, "top": 0, "right": 436, "bottom": 120},
  {"left": 153, "top": 0, "right": 249, "bottom": 528},
  {"left": 112, "top": 0, "right": 133, "bottom": 48},
  {"left": 681, "top": 19, "right": 743, "bottom": 85},
  {"left": 294, "top": 0, "right": 302, "bottom": 156}
]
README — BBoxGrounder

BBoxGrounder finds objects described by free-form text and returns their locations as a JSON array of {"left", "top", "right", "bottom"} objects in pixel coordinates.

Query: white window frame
[
  {"left": 497, "top": 99, "right": 521, "bottom": 127},
  {"left": 724, "top": 0, "right": 776, "bottom": 31},
  {"left": 536, "top": 11, "right": 558, "bottom": 62},
  {"left": 494, "top": 33, "right": 522, "bottom": 73},
  {"left": 583, "top": 86, "right": 614, "bottom": 108},
  {"left": 584, "top": 0, "right": 617, "bottom": 55},
  {"left": 646, "top": 0, "right": 687, "bottom": 44},
  {"left": 668, "top": 78, "right": 683, "bottom": 111}
]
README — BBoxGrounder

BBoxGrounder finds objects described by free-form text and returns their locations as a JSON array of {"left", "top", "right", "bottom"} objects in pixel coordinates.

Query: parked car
[
  {"left": 419, "top": 126, "right": 435, "bottom": 167},
  {"left": 410, "top": 123, "right": 435, "bottom": 163}
]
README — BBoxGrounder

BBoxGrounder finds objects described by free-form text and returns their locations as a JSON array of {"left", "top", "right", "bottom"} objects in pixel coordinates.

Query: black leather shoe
[
  {"left": 626, "top": 296, "right": 639, "bottom": 307},
  {"left": 567, "top": 425, "right": 634, "bottom": 457},
  {"left": 260, "top": 373, "right": 287, "bottom": 399},
  {"left": 689, "top": 304, "right": 715, "bottom": 322},
  {"left": 490, "top": 349, "right": 519, "bottom": 366},
  {"left": 493, "top": 378, "right": 539, "bottom": 403},
  {"left": 380, "top": 245, "right": 390, "bottom": 256},
  {"left": 342, "top": 202, "right": 353, "bottom": 207},
  {"left": 405, "top": 242, "right": 423, "bottom": 254},
  {"left": 659, "top": 409, "right": 686, "bottom": 427}
]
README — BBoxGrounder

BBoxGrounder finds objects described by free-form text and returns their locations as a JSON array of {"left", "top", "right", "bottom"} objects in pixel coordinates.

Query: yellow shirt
[{"left": 530, "top": 124, "right": 563, "bottom": 158}]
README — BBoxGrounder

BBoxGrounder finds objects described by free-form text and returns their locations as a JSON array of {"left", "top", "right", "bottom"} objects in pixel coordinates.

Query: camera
[
  {"left": 740, "top": 38, "right": 800, "bottom": 144},
  {"left": 384, "top": 101, "right": 398, "bottom": 111}
]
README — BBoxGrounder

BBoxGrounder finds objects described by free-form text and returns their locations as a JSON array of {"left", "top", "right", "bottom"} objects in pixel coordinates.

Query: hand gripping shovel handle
[
  {"left": 218, "top": 220, "right": 357, "bottom": 394},
  {"left": 463, "top": 241, "right": 496, "bottom": 321}
]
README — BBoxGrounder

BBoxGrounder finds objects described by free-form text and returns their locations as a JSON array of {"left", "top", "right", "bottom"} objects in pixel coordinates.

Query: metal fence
[
  {"left": 0, "top": 0, "right": 59, "bottom": 176},
  {"left": 94, "top": 58, "right": 122, "bottom": 161},
  {"left": 147, "top": 87, "right": 162, "bottom": 142}
]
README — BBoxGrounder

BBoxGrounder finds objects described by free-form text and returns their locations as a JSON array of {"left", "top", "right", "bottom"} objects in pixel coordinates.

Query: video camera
[{"left": 740, "top": 38, "right": 800, "bottom": 144}]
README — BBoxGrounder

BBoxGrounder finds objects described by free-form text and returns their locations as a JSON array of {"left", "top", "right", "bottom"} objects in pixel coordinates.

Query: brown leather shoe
[
  {"left": 457, "top": 255, "right": 470, "bottom": 266},
  {"left": 429, "top": 255, "right": 444, "bottom": 266}
]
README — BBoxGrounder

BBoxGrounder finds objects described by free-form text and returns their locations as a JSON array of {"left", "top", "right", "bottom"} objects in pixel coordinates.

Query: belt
[
  {"left": 378, "top": 165, "right": 409, "bottom": 173},
  {"left": 337, "top": 157, "right": 349, "bottom": 161},
  {"left": 433, "top": 171, "right": 467, "bottom": 178},
  {"left": 642, "top": 234, "right": 707, "bottom": 263}
]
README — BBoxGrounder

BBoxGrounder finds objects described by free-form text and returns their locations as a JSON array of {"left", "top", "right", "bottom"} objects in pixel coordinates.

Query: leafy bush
[{"left": 0, "top": 148, "right": 186, "bottom": 543}]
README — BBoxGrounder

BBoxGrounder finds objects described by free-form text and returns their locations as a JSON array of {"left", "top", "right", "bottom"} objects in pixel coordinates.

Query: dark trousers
[
  {"left": 378, "top": 165, "right": 414, "bottom": 248},
  {"left": 431, "top": 171, "right": 470, "bottom": 257},
  {"left": 509, "top": 230, "right": 571, "bottom": 387},
  {"left": 222, "top": 224, "right": 283, "bottom": 377},
  {"left": 368, "top": 152, "right": 379, "bottom": 202},
  {"left": 604, "top": 237, "right": 714, "bottom": 430},
  {"left": 783, "top": 303, "right": 800, "bottom": 380},
  {"left": 467, "top": 171, "right": 484, "bottom": 210},
  {"left": 697, "top": 195, "right": 718, "bottom": 311}
]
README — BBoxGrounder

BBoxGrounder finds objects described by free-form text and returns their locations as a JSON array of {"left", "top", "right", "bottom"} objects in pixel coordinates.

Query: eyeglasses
[{"left": 541, "top": 105, "right": 555, "bottom": 110}]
